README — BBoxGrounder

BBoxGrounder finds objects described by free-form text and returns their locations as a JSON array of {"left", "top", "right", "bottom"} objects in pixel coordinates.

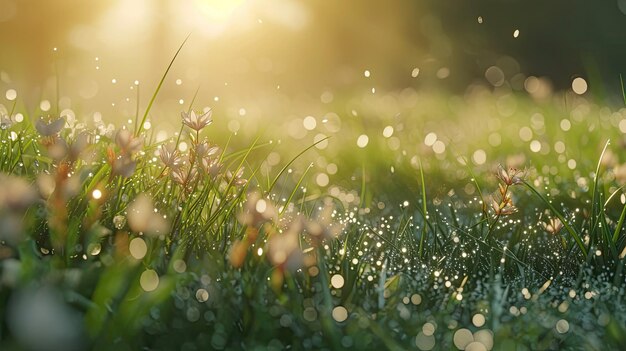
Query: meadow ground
[{"left": 1, "top": 70, "right": 626, "bottom": 351}]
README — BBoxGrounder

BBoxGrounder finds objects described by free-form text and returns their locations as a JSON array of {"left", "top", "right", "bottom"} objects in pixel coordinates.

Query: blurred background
[{"left": 1, "top": 0, "right": 625, "bottom": 128}]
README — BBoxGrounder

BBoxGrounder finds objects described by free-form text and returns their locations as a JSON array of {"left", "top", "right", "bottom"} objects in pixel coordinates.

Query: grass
[{"left": 0, "top": 53, "right": 626, "bottom": 350}]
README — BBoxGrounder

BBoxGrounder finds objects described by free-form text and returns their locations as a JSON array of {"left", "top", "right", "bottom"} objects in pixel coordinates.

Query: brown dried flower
[
  {"left": 542, "top": 217, "right": 563, "bottom": 235},
  {"left": 496, "top": 164, "right": 525, "bottom": 186}
]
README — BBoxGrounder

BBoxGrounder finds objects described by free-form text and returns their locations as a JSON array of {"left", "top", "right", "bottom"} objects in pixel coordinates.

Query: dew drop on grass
[
  {"left": 485, "top": 66, "right": 505, "bottom": 86},
  {"left": 555, "top": 319, "right": 570, "bottom": 333},
  {"left": 140, "top": 269, "right": 159, "bottom": 292},
  {"left": 465, "top": 341, "right": 488, "bottom": 351},
  {"left": 422, "top": 322, "right": 435, "bottom": 336},
  {"left": 356, "top": 134, "right": 369, "bottom": 148},
  {"left": 303, "top": 116, "right": 317, "bottom": 130},
  {"left": 313, "top": 133, "right": 329, "bottom": 150},
  {"left": 519, "top": 126, "right": 533, "bottom": 141},
  {"left": 572, "top": 77, "right": 588, "bottom": 95},
  {"left": 195, "top": 288, "right": 209, "bottom": 302},
  {"left": 530, "top": 140, "right": 541, "bottom": 153},
  {"left": 129, "top": 237, "right": 147, "bottom": 260},
  {"left": 382, "top": 126, "right": 394, "bottom": 138},
  {"left": 453, "top": 328, "right": 474, "bottom": 349},
  {"left": 303, "top": 307, "right": 317, "bottom": 322},
  {"left": 326, "top": 163, "right": 338, "bottom": 174},
  {"left": 308, "top": 266, "right": 319, "bottom": 276},
  {"left": 5, "top": 89, "right": 17, "bottom": 101},
  {"left": 472, "top": 313, "right": 485, "bottom": 327},
  {"left": 316, "top": 173, "right": 329, "bottom": 187},
  {"left": 255, "top": 199, "right": 267, "bottom": 213},
  {"left": 173, "top": 259, "right": 187, "bottom": 273},
  {"left": 331, "top": 274, "right": 345, "bottom": 289},
  {"left": 410, "top": 293, "right": 422, "bottom": 305},
  {"left": 432, "top": 140, "right": 446, "bottom": 154},
  {"left": 415, "top": 332, "right": 435, "bottom": 350},
  {"left": 332, "top": 306, "right": 348, "bottom": 322},
  {"left": 554, "top": 141, "right": 565, "bottom": 153},
  {"left": 473, "top": 330, "right": 493, "bottom": 350},
  {"left": 113, "top": 215, "right": 126, "bottom": 229},
  {"left": 40, "top": 100, "right": 51, "bottom": 111},
  {"left": 472, "top": 149, "right": 486, "bottom": 165},
  {"left": 488, "top": 133, "right": 501, "bottom": 146},
  {"left": 424, "top": 132, "right": 437, "bottom": 146},
  {"left": 567, "top": 159, "right": 576, "bottom": 170},
  {"left": 89, "top": 243, "right": 102, "bottom": 256}
]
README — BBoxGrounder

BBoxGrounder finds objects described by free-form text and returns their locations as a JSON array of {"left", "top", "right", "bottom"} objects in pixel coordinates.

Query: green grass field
[{"left": 1, "top": 56, "right": 626, "bottom": 350}]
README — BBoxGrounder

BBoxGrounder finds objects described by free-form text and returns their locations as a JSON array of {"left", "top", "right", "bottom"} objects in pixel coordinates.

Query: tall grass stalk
[{"left": 135, "top": 35, "right": 190, "bottom": 137}]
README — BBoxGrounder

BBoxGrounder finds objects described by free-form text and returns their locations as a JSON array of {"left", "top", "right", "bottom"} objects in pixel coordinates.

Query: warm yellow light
[
  {"left": 193, "top": 0, "right": 245, "bottom": 22},
  {"left": 92, "top": 189, "right": 102, "bottom": 200}
]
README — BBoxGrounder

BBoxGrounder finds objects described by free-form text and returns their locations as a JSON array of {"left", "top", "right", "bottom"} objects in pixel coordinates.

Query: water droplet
[
  {"left": 330, "top": 274, "right": 345, "bottom": 289},
  {"left": 129, "top": 237, "right": 147, "bottom": 259},
  {"left": 332, "top": 306, "right": 348, "bottom": 322},
  {"left": 555, "top": 319, "right": 570, "bottom": 333},
  {"left": 140, "top": 269, "right": 159, "bottom": 292},
  {"left": 572, "top": 77, "right": 588, "bottom": 95},
  {"left": 356, "top": 134, "right": 369, "bottom": 148},
  {"left": 5, "top": 89, "right": 17, "bottom": 101}
]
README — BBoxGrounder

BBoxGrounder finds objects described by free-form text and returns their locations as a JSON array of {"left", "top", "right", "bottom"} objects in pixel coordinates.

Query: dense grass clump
[{"left": 1, "top": 65, "right": 626, "bottom": 349}]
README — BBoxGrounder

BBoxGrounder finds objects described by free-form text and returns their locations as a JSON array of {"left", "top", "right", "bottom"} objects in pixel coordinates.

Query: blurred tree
[
  {"left": 422, "top": 0, "right": 626, "bottom": 94},
  {"left": 0, "top": 0, "right": 112, "bottom": 105}
]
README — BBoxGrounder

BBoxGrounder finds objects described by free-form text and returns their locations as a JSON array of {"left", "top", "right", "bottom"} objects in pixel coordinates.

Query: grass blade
[
  {"left": 280, "top": 162, "right": 313, "bottom": 215},
  {"left": 620, "top": 74, "right": 626, "bottom": 106},
  {"left": 589, "top": 140, "right": 610, "bottom": 239},
  {"left": 524, "top": 180, "right": 588, "bottom": 258},
  {"left": 268, "top": 136, "right": 330, "bottom": 193},
  {"left": 613, "top": 203, "right": 626, "bottom": 244},
  {"left": 135, "top": 34, "right": 190, "bottom": 137},
  {"left": 418, "top": 158, "right": 428, "bottom": 259}
]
